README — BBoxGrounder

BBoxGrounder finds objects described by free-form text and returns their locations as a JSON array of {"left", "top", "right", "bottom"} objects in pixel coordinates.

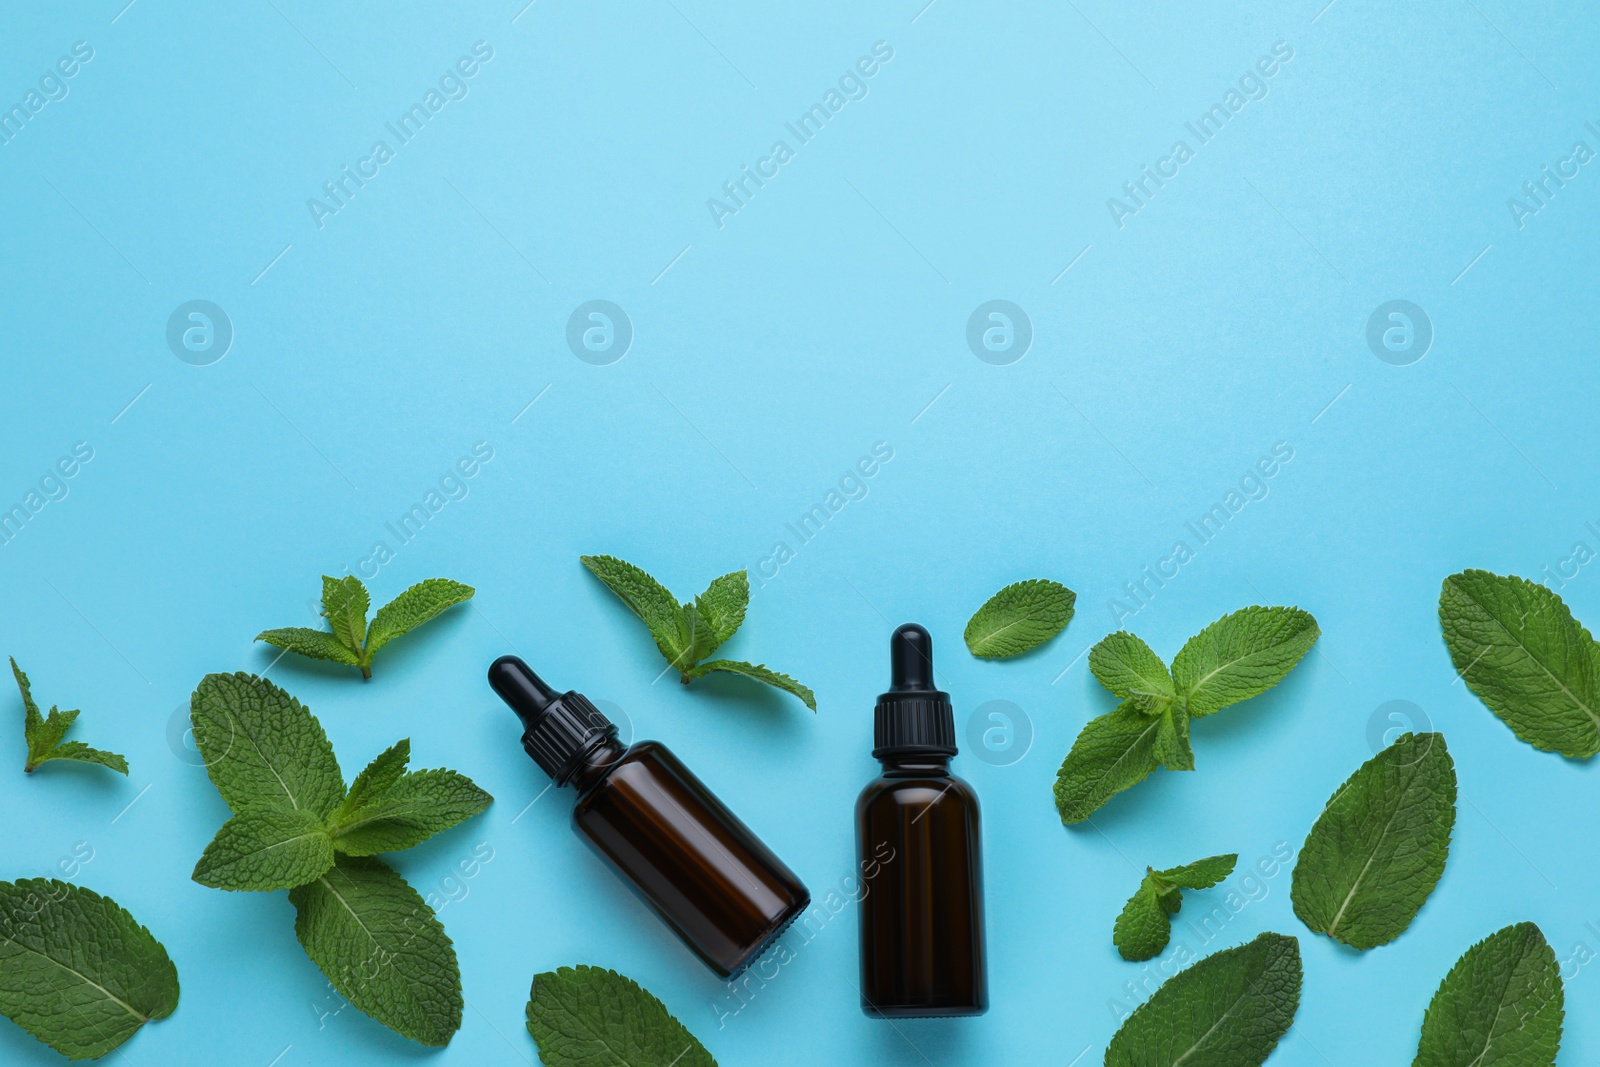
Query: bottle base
[
  {"left": 722, "top": 892, "right": 811, "bottom": 979},
  {"left": 862, "top": 1002, "right": 988, "bottom": 1019}
]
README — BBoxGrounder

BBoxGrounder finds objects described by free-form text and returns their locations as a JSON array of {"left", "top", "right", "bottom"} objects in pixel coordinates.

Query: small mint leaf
[
  {"left": 255, "top": 627, "right": 361, "bottom": 667},
  {"left": 582, "top": 555, "right": 695, "bottom": 670},
  {"left": 330, "top": 768, "right": 492, "bottom": 856},
  {"left": 12, "top": 659, "right": 127, "bottom": 775},
  {"left": 1053, "top": 699, "right": 1163, "bottom": 824},
  {"left": 362, "top": 578, "right": 475, "bottom": 666},
  {"left": 1171, "top": 606, "right": 1319, "bottom": 717},
  {"left": 333, "top": 739, "right": 411, "bottom": 825},
  {"left": 192, "top": 807, "right": 335, "bottom": 891},
  {"left": 685, "top": 659, "right": 816, "bottom": 711},
  {"left": 692, "top": 569, "right": 749, "bottom": 660},
  {"left": 964, "top": 579, "right": 1076, "bottom": 659},
  {"left": 1090, "top": 632, "right": 1175, "bottom": 703},
  {"left": 321, "top": 574, "right": 370, "bottom": 654}
]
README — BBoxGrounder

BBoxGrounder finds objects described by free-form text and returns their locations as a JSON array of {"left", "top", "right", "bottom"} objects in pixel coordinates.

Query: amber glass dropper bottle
[
  {"left": 856, "top": 623, "right": 988, "bottom": 1017},
  {"left": 488, "top": 655, "right": 810, "bottom": 978}
]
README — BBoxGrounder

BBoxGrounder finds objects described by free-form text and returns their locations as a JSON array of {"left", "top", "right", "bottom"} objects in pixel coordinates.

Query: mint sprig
[
  {"left": 1114, "top": 853, "right": 1238, "bottom": 962},
  {"left": 257, "top": 575, "right": 474, "bottom": 680},
  {"left": 10, "top": 657, "right": 127, "bottom": 775},
  {"left": 581, "top": 555, "right": 815, "bottom": 711},
  {"left": 963, "top": 579, "right": 1076, "bottom": 658},
  {"left": 1292, "top": 732, "right": 1455, "bottom": 950},
  {"left": 1439, "top": 569, "right": 1600, "bottom": 758},
  {"left": 189, "top": 672, "right": 490, "bottom": 1045},
  {"left": 1106, "top": 932, "right": 1302, "bottom": 1066},
  {"left": 1412, "top": 922, "right": 1563, "bottom": 1067},
  {"left": 526, "top": 965, "right": 717, "bottom": 1066},
  {"left": 0, "top": 879, "right": 179, "bottom": 1060},
  {"left": 1055, "top": 607, "right": 1318, "bottom": 823}
]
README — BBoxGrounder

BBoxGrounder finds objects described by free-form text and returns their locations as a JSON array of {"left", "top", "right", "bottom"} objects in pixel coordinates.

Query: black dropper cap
[
  {"left": 873, "top": 623, "right": 957, "bottom": 758},
  {"left": 488, "top": 655, "right": 617, "bottom": 785}
]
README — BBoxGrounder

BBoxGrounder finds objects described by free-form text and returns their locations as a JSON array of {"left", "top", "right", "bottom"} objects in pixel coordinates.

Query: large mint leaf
[
  {"left": 581, "top": 555, "right": 694, "bottom": 669},
  {"left": 1291, "top": 733, "right": 1456, "bottom": 950},
  {"left": 1412, "top": 922, "right": 1563, "bottom": 1067},
  {"left": 192, "top": 807, "right": 335, "bottom": 892},
  {"left": 189, "top": 673, "right": 344, "bottom": 820},
  {"left": 526, "top": 965, "right": 716, "bottom": 1066},
  {"left": 1053, "top": 700, "right": 1162, "bottom": 824},
  {"left": 1439, "top": 569, "right": 1600, "bottom": 758},
  {"left": 964, "top": 579, "right": 1076, "bottom": 659},
  {"left": 1171, "top": 607, "right": 1319, "bottom": 717},
  {"left": 1106, "top": 932, "right": 1301, "bottom": 1066},
  {"left": 0, "top": 879, "right": 179, "bottom": 1060},
  {"left": 290, "top": 855, "right": 461, "bottom": 1046}
]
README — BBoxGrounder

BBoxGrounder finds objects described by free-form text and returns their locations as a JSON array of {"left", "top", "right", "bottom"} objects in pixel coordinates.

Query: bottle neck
[
  {"left": 876, "top": 751, "right": 952, "bottom": 778},
  {"left": 566, "top": 737, "right": 628, "bottom": 792}
]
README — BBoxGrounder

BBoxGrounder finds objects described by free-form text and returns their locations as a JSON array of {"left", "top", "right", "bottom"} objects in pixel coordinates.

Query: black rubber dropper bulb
[
  {"left": 488, "top": 655, "right": 558, "bottom": 729},
  {"left": 889, "top": 622, "right": 935, "bottom": 691}
]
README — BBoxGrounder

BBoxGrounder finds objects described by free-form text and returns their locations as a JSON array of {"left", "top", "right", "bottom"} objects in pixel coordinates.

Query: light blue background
[{"left": 3, "top": 1, "right": 1599, "bottom": 1063}]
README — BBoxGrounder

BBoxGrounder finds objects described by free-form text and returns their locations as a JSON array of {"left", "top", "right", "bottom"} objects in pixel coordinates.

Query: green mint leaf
[
  {"left": 192, "top": 807, "right": 335, "bottom": 892},
  {"left": 0, "top": 879, "right": 179, "bottom": 1060},
  {"left": 1106, "top": 932, "right": 1301, "bottom": 1066},
  {"left": 679, "top": 602, "right": 717, "bottom": 668},
  {"left": 1412, "top": 922, "right": 1563, "bottom": 1067},
  {"left": 290, "top": 855, "right": 461, "bottom": 1046},
  {"left": 1157, "top": 853, "right": 1239, "bottom": 891},
  {"left": 691, "top": 569, "right": 749, "bottom": 661},
  {"left": 330, "top": 768, "right": 493, "bottom": 856},
  {"left": 525, "top": 964, "right": 717, "bottom": 1066},
  {"left": 321, "top": 574, "right": 370, "bottom": 654},
  {"left": 255, "top": 627, "right": 361, "bottom": 667},
  {"left": 189, "top": 673, "right": 345, "bottom": 820},
  {"left": 12, "top": 658, "right": 127, "bottom": 775},
  {"left": 963, "top": 579, "right": 1076, "bottom": 659},
  {"left": 333, "top": 739, "right": 412, "bottom": 825},
  {"left": 582, "top": 555, "right": 696, "bottom": 670},
  {"left": 1113, "top": 854, "right": 1238, "bottom": 961},
  {"left": 1439, "top": 569, "right": 1600, "bottom": 759},
  {"left": 36, "top": 740, "right": 129, "bottom": 775},
  {"left": 1170, "top": 606, "right": 1319, "bottom": 717},
  {"left": 363, "top": 578, "right": 475, "bottom": 664},
  {"left": 1291, "top": 732, "right": 1456, "bottom": 950},
  {"left": 684, "top": 659, "right": 817, "bottom": 711},
  {"left": 1113, "top": 884, "right": 1172, "bottom": 962},
  {"left": 1090, "top": 632, "right": 1175, "bottom": 704},
  {"left": 1151, "top": 704, "right": 1194, "bottom": 772},
  {"left": 1053, "top": 700, "right": 1162, "bottom": 824}
]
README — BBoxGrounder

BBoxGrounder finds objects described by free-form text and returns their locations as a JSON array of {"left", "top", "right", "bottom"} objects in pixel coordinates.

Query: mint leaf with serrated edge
[
  {"left": 1106, "top": 932, "right": 1301, "bottom": 1067},
  {"left": 1055, "top": 608, "right": 1316, "bottom": 823},
  {"left": 190, "top": 672, "right": 345, "bottom": 819},
  {"left": 329, "top": 768, "right": 493, "bottom": 856},
  {"left": 1054, "top": 700, "right": 1162, "bottom": 824},
  {"left": 1114, "top": 854, "right": 1238, "bottom": 961},
  {"left": 526, "top": 965, "right": 717, "bottom": 1067},
  {"left": 333, "top": 738, "right": 412, "bottom": 824},
  {"left": 192, "top": 807, "right": 335, "bottom": 891},
  {"left": 321, "top": 574, "right": 369, "bottom": 656},
  {"left": 1412, "top": 922, "right": 1563, "bottom": 1067},
  {"left": 964, "top": 579, "right": 1076, "bottom": 659},
  {"left": 1439, "top": 569, "right": 1600, "bottom": 759},
  {"left": 1171, "top": 606, "right": 1319, "bottom": 717},
  {"left": 583, "top": 554, "right": 815, "bottom": 709},
  {"left": 1090, "top": 632, "right": 1175, "bottom": 706},
  {"left": 11, "top": 657, "right": 127, "bottom": 775},
  {"left": 291, "top": 855, "right": 462, "bottom": 1047},
  {"left": 258, "top": 575, "right": 473, "bottom": 679},
  {"left": 686, "top": 659, "right": 817, "bottom": 711},
  {"left": 0, "top": 879, "right": 179, "bottom": 1060},
  {"left": 1291, "top": 732, "right": 1456, "bottom": 950}
]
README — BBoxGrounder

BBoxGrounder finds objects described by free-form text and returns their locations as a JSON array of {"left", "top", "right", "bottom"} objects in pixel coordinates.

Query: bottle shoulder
[{"left": 857, "top": 771, "right": 979, "bottom": 814}]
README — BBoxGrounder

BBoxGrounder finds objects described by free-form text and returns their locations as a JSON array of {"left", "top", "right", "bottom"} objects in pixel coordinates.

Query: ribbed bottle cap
[
  {"left": 488, "top": 656, "right": 617, "bottom": 785},
  {"left": 873, "top": 623, "right": 957, "bottom": 757}
]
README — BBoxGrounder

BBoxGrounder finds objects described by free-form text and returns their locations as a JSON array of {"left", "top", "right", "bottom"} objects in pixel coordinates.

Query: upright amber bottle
[
  {"left": 856, "top": 624, "right": 987, "bottom": 1017},
  {"left": 489, "top": 655, "right": 810, "bottom": 978}
]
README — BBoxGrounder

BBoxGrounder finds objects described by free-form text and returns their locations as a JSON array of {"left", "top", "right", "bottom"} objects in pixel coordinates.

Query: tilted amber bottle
[
  {"left": 856, "top": 623, "right": 987, "bottom": 1017},
  {"left": 489, "top": 655, "right": 810, "bottom": 978}
]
